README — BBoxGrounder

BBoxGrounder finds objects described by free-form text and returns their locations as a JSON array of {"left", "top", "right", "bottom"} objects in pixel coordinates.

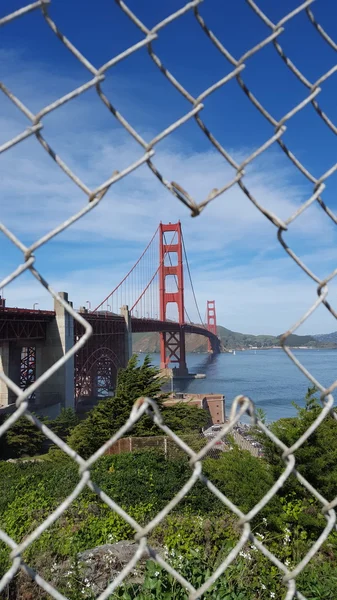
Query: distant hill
[
  {"left": 313, "top": 331, "right": 337, "bottom": 345},
  {"left": 132, "top": 326, "right": 336, "bottom": 353}
]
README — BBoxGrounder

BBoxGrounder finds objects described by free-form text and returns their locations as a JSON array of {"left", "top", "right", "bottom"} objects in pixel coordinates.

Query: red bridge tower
[
  {"left": 207, "top": 300, "right": 217, "bottom": 353},
  {"left": 159, "top": 222, "right": 187, "bottom": 375}
]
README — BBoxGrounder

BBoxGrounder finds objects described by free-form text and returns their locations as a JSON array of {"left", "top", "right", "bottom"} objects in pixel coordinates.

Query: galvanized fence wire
[{"left": 0, "top": 0, "right": 337, "bottom": 598}]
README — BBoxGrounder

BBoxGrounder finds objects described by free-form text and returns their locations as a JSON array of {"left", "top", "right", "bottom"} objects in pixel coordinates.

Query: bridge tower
[
  {"left": 207, "top": 300, "right": 217, "bottom": 353},
  {"left": 159, "top": 222, "right": 187, "bottom": 375}
]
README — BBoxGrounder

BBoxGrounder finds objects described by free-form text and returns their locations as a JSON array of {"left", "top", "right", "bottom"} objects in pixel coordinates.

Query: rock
[
  {"left": 73, "top": 540, "right": 158, "bottom": 595},
  {"left": 7, "top": 541, "right": 157, "bottom": 599}
]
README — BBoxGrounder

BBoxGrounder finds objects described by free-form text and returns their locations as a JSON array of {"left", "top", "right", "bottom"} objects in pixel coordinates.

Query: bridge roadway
[
  {"left": 0, "top": 305, "right": 221, "bottom": 411},
  {"left": 0, "top": 308, "right": 221, "bottom": 353},
  {"left": 130, "top": 316, "right": 221, "bottom": 354}
]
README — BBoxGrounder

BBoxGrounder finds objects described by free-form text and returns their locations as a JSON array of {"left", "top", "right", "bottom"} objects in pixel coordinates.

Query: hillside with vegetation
[
  {"left": 313, "top": 331, "right": 337, "bottom": 344},
  {"left": 1, "top": 360, "right": 337, "bottom": 599},
  {"left": 132, "top": 326, "right": 336, "bottom": 353}
]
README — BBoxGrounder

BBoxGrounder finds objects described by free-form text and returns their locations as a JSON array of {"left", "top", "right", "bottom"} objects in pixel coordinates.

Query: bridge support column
[
  {"left": 35, "top": 292, "right": 74, "bottom": 411},
  {"left": 0, "top": 342, "right": 21, "bottom": 406},
  {"left": 159, "top": 222, "right": 188, "bottom": 374},
  {"left": 160, "top": 330, "right": 188, "bottom": 375},
  {"left": 121, "top": 305, "right": 132, "bottom": 365},
  {"left": 207, "top": 300, "right": 217, "bottom": 353}
]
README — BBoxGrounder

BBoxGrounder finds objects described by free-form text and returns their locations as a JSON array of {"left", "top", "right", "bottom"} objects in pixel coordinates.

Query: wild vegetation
[{"left": 0, "top": 356, "right": 336, "bottom": 599}]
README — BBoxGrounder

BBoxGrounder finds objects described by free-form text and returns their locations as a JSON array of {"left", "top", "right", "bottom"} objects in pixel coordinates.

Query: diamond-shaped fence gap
[
  {"left": 144, "top": 509, "right": 249, "bottom": 597},
  {"left": 234, "top": 146, "right": 314, "bottom": 230},
  {"left": 34, "top": 85, "right": 143, "bottom": 181},
  {"left": 191, "top": 76, "right": 272, "bottom": 154},
  {"left": 87, "top": 441, "right": 200, "bottom": 516},
  {"left": 273, "top": 5, "right": 337, "bottom": 84},
  {"left": 277, "top": 102, "right": 337, "bottom": 176},
  {"left": 241, "top": 143, "right": 309, "bottom": 197},
  {"left": 40, "top": 0, "right": 139, "bottom": 70},
  {"left": 97, "top": 60, "right": 197, "bottom": 155},
  {"left": 278, "top": 204, "right": 337, "bottom": 279},
  {"left": 34, "top": 81, "right": 114, "bottom": 141},
  {"left": 150, "top": 121, "right": 238, "bottom": 195},
  {"left": 237, "top": 42, "right": 315, "bottom": 123},
  {"left": 139, "top": 7, "right": 240, "bottom": 102},
  {"left": 1, "top": 25, "right": 98, "bottom": 114},
  {"left": 196, "top": 0, "right": 271, "bottom": 63},
  {"left": 0, "top": 139, "right": 91, "bottom": 246}
]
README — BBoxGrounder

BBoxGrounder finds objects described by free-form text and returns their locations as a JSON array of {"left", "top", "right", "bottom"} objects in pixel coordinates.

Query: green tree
[
  {"left": 67, "top": 355, "right": 167, "bottom": 458},
  {"left": 5, "top": 415, "right": 46, "bottom": 458},
  {"left": 50, "top": 408, "right": 79, "bottom": 441},
  {"left": 260, "top": 386, "right": 337, "bottom": 499}
]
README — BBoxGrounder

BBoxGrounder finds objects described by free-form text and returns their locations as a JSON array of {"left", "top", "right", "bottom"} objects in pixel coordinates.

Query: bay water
[{"left": 147, "top": 349, "right": 336, "bottom": 423}]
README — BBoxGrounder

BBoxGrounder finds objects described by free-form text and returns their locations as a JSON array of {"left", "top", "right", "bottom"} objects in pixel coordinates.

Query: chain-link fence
[{"left": 1, "top": 0, "right": 337, "bottom": 598}]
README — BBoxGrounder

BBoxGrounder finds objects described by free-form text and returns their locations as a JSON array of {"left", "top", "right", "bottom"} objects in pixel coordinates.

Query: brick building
[{"left": 163, "top": 392, "right": 225, "bottom": 426}]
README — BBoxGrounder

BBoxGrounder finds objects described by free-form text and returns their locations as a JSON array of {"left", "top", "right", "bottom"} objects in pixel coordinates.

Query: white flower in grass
[
  {"left": 270, "top": 593, "right": 275, "bottom": 598},
  {"left": 154, "top": 571, "right": 160, "bottom": 577},
  {"left": 261, "top": 584, "right": 266, "bottom": 590}
]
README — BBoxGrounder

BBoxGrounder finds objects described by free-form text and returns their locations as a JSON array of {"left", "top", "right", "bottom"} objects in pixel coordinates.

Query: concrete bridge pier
[
  {"left": 35, "top": 292, "right": 74, "bottom": 413},
  {"left": 121, "top": 305, "right": 132, "bottom": 364},
  {"left": 0, "top": 342, "right": 21, "bottom": 406}
]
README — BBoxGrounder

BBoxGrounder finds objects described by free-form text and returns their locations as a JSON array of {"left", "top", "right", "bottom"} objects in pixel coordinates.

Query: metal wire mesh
[{"left": 0, "top": 0, "right": 337, "bottom": 598}]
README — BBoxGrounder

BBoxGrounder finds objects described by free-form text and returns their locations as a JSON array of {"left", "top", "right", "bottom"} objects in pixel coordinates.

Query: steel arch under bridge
[{"left": 74, "top": 314, "right": 126, "bottom": 404}]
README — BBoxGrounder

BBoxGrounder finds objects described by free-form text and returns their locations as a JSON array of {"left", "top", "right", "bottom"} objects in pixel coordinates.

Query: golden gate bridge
[{"left": 0, "top": 223, "right": 221, "bottom": 412}]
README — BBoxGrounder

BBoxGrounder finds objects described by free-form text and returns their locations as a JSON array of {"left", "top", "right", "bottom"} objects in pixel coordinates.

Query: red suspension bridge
[{"left": 0, "top": 223, "right": 221, "bottom": 413}]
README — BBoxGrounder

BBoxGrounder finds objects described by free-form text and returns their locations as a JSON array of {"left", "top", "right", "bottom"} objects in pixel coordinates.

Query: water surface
[{"left": 146, "top": 349, "right": 336, "bottom": 423}]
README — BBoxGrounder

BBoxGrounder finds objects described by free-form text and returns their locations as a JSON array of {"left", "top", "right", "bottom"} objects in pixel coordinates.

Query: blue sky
[{"left": 1, "top": 0, "right": 337, "bottom": 334}]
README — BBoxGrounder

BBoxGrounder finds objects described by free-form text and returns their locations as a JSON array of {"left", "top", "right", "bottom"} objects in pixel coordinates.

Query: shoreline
[{"left": 137, "top": 347, "right": 337, "bottom": 354}]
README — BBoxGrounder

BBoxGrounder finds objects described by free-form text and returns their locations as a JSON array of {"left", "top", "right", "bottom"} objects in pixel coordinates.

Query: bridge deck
[
  {"left": 0, "top": 308, "right": 219, "bottom": 350},
  {"left": 0, "top": 308, "right": 55, "bottom": 341}
]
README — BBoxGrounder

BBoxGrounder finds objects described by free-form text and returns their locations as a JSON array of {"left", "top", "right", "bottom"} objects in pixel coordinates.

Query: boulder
[{"left": 76, "top": 540, "right": 153, "bottom": 593}]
